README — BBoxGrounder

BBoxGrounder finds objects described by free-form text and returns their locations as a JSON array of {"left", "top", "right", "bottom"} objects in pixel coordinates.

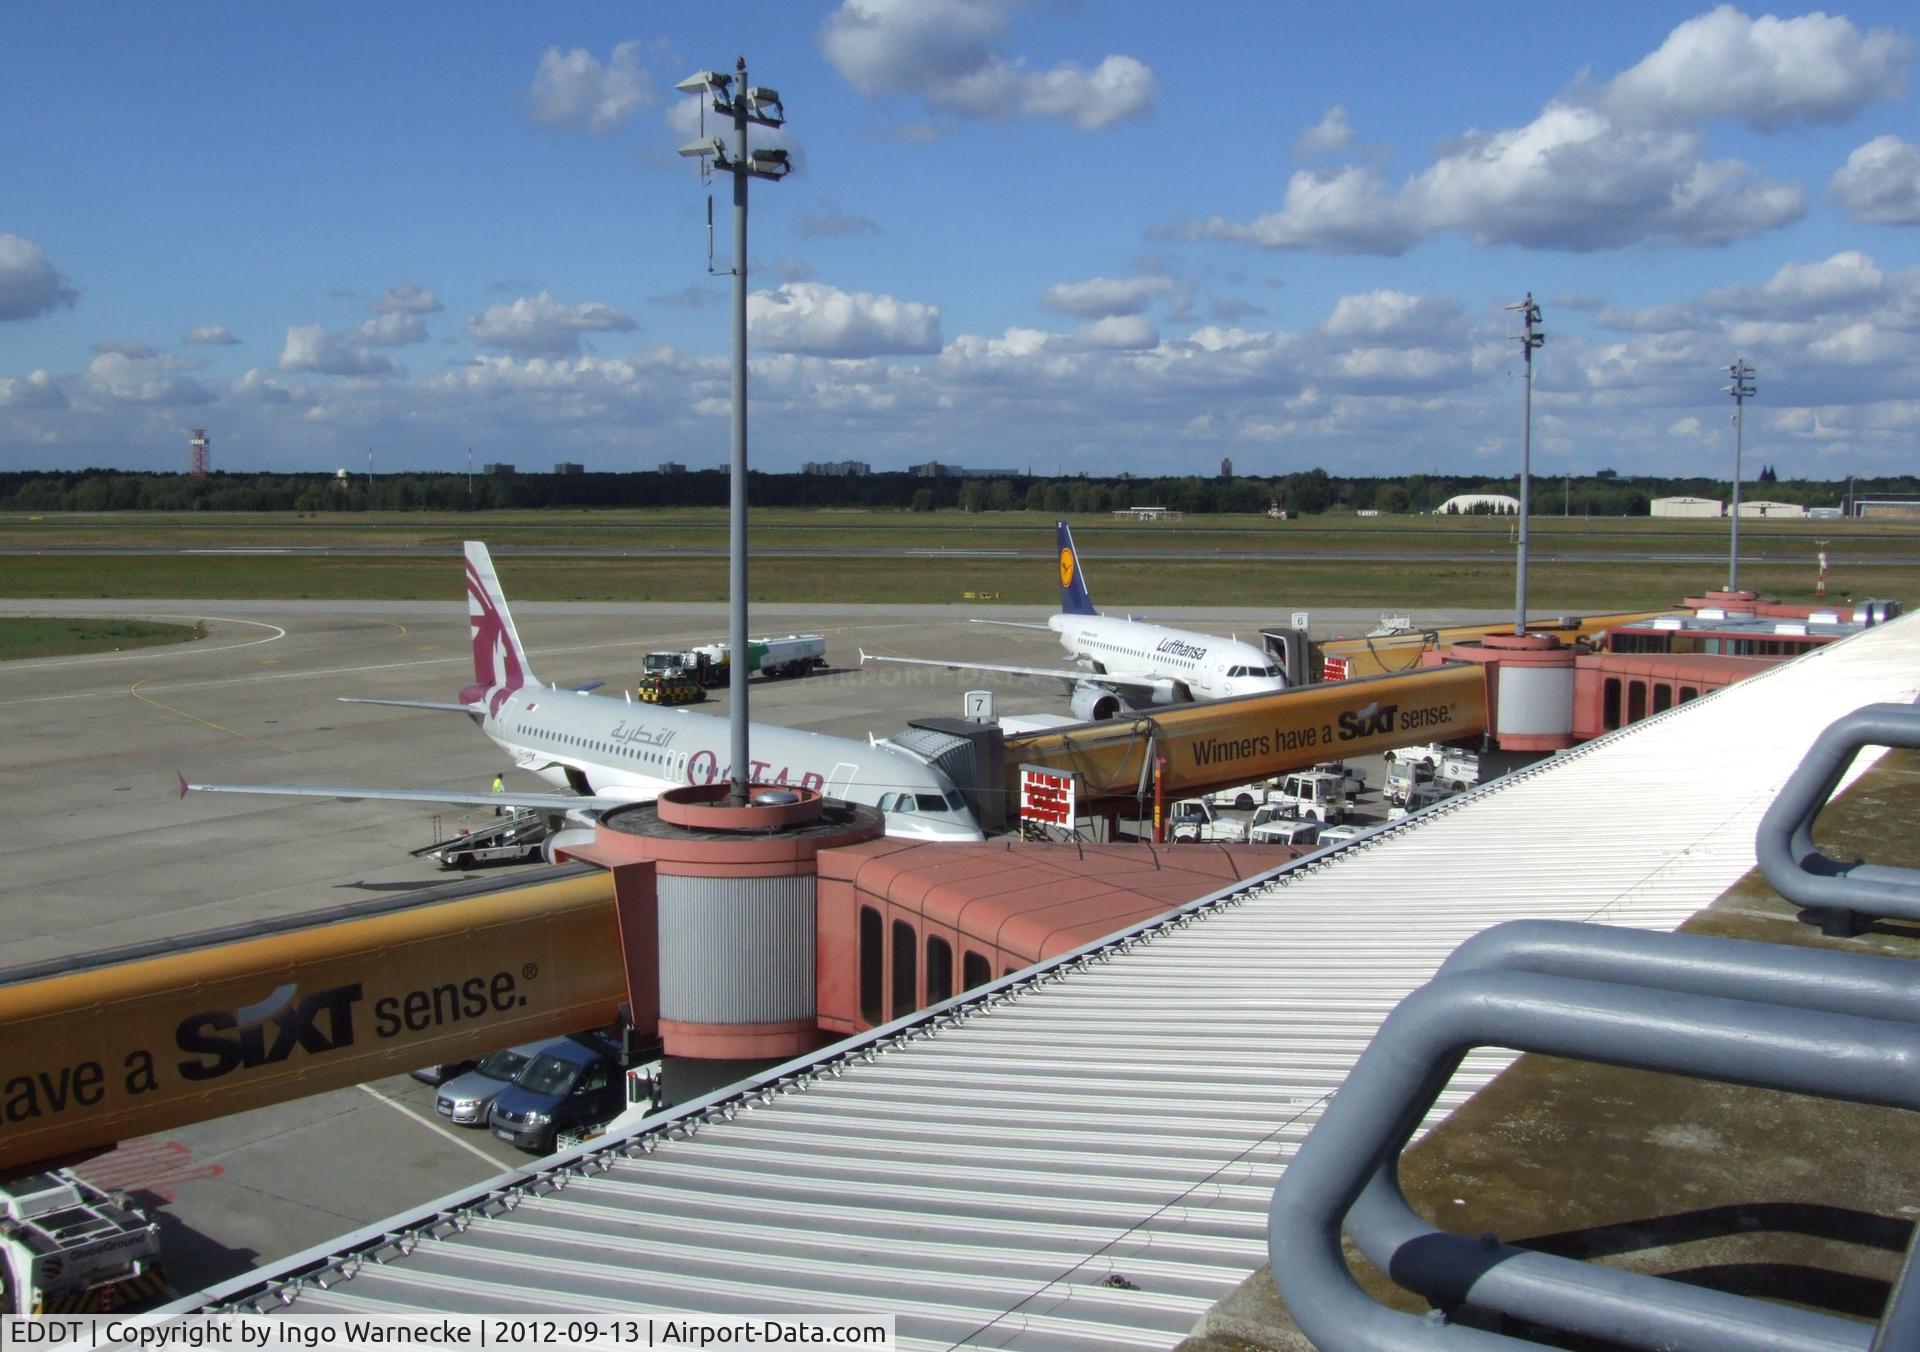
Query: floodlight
[
  {"left": 748, "top": 148, "right": 790, "bottom": 172},
  {"left": 748, "top": 85, "right": 781, "bottom": 107},
  {"left": 675, "top": 70, "right": 731, "bottom": 93},
  {"left": 679, "top": 137, "right": 727, "bottom": 160}
]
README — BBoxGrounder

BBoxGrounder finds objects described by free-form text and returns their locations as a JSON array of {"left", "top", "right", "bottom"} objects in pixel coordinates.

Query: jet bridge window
[
  {"left": 891, "top": 919, "right": 918, "bottom": 1019},
  {"left": 926, "top": 936, "right": 953, "bottom": 1004},
  {"left": 858, "top": 906, "right": 883, "bottom": 1026},
  {"left": 963, "top": 950, "right": 990, "bottom": 991}
]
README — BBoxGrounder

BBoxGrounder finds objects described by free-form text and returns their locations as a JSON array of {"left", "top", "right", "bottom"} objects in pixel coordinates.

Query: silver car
[{"left": 434, "top": 1040, "right": 565, "bottom": 1126}]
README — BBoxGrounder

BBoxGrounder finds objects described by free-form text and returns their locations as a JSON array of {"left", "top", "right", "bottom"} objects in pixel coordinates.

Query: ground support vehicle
[
  {"left": 1312, "top": 761, "right": 1367, "bottom": 798},
  {"left": 1204, "top": 780, "right": 1273, "bottom": 811},
  {"left": 1, "top": 1172, "right": 166, "bottom": 1314},
  {"left": 642, "top": 634, "right": 828, "bottom": 689},
  {"left": 557, "top": 1061, "right": 665, "bottom": 1151},
  {"left": 1248, "top": 807, "right": 1322, "bottom": 847},
  {"left": 1168, "top": 799, "right": 1250, "bottom": 843},
  {"left": 1384, "top": 758, "right": 1434, "bottom": 806},
  {"left": 413, "top": 808, "right": 551, "bottom": 870},
  {"left": 1384, "top": 743, "right": 1482, "bottom": 793},
  {"left": 634, "top": 670, "right": 706, "bottom": 705},
  {"left": 1267, "top": 770, "right": 1354, "bottom": 824},
  {"left": 1389, "top": 782, "right": 1460, "bottom": 820}
]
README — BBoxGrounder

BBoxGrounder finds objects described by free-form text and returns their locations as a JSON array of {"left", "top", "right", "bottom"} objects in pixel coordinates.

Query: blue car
[{"left": 488, "top": 1035, "right": 625, "bottom": 1154}]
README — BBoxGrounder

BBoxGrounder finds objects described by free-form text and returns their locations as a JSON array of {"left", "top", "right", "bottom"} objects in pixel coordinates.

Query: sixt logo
[
  {"left": 175, "top": 981, "right": 364, "bottom": 1083},
  {"left": 1156, "top": 638, "right": 1207, "bottom": 661},
  {"left": 1338, "top": 702, "right": 1397, "bottom": 740}
]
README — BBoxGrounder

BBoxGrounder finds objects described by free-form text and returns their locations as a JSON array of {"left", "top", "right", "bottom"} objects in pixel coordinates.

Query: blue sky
[{"left": 2, "top": 3, "right": 1915, "bottom": 480}]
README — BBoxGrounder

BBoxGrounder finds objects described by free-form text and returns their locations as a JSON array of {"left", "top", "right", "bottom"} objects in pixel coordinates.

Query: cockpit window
[
  {"left": 1227, "top": 665, "right": 1247, "bottom": 677},
  {"left": 914, "top": 793, "right": 949, "bottom": 812},
  {"left": 945, "top": 791, "right": 967, "bottom": 811}
]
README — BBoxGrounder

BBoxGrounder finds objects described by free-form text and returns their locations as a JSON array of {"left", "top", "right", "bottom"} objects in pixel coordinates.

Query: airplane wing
[
  {"left": 967, "top": 619, "right": 1054, "bottom": 631},
  {"left": 178, "top": 772, "right": 638, "bottom": 814},
  {"left": 858, "top": 649, "right": 1165, "bottom": 692},
  {"left": 339, "top": 697, "right": 480, "bottom": 713}
]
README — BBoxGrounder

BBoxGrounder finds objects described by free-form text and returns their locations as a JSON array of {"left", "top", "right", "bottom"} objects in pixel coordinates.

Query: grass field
[
  {"left": 0, "top": 617, "right": 202, "bottom": 660},
  {"left": 0, "top": 509, "right": 1909, "bottom": 611}
]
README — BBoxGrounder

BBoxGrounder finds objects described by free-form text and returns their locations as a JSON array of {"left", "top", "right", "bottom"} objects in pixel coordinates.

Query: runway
[{"left": 2, "top": 592, "right": 1509, "bottom": 1294}]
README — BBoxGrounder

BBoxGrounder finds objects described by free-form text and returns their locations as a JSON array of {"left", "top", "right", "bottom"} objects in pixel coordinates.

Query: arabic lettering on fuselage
[
  {"left": 608, "top": 721, "right": 677, "bottom": 748},
  {"left": 685, "top": 747, "right": 826, "bottom": 793},
  {"left": 1154, "top": 637, "right": 1208, "bottom": 662}
]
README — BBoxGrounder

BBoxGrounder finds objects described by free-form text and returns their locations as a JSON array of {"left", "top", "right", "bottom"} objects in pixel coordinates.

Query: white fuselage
[
  {"left": 1050, "top": 614, "right": 1287, "bottom": 701},
  {"left": 479, "top": 685, "right": 983, "bottom": 842}
]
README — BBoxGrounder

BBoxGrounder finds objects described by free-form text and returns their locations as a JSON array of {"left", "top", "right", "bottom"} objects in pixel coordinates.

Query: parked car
[
  {"left": 489, "top": 1035, "right": 627, "bottom": 1154},
  {"left": 1168, "top": 798, "right": 1249, "bottom": 843},
  {"left": 434, "top": 1039, "right": 566, "bottom": 1126}
]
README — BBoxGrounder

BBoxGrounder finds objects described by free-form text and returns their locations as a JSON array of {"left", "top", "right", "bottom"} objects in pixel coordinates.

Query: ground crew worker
[{"left": 492, "top": 772, "right": 506, "bottom": 814}]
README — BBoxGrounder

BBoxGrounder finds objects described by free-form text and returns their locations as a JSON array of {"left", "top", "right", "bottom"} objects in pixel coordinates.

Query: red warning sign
[
  {"left": 1322, "top": 655, "right": 1351, "bottom": 682},
  {"left": 1020, "top": 764, "right": 1078, "bottom": 826}
]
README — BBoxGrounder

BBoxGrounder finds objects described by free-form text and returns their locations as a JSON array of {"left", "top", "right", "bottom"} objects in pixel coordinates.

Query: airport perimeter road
[{"left": 0, "top": 596, "right": 1502, "bottom": 1296}]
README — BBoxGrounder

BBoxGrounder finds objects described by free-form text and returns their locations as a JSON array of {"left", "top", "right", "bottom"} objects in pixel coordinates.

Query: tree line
[{"left": 1, "top": 467, "right": 1909, "bottom": 517}]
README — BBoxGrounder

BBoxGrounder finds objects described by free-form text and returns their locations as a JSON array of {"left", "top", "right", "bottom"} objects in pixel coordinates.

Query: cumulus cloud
[
  {"left": 0, "top": 369, "right": 67, "bottom": 408},
  {"left": 0, "top": 234, "right": 78, "bottom": 321},
  {"left": 93, "top": 339, "right": 159, "bottom": 359},
  {"left": 1196, "top": 166, "right": 1420, "bottom": 256},
  {"left": 1831, "top": 135, "right": 1920, "bottom": 225},
  {"left": 748, "top": 282, "right": 940, "bottom": 357},
  {"left": 85, "top": 350, "right": 216, "bottom": 404},
  {"left": 1294, "top": 104, "right": 1355, "bottom": 159},
  {"left": 1069, "top": 314, "right": 1158, "bottom": 350},
  {"left": 351, "top": 312, "right": 430, "bottom": 346},
  {"left": 1040, "top": 275, "right": 1172, "bottom": 318},
  {"left": 1322, "top": 290, "right": 1464, "bottom": 342},
  {"left": 1602, "top": 5, "right": 1910, "bottom": 131},
  {"left": 792, "top": 202, "right": 883, "bottom": 238},
  {"left": 277, "top": 324, "right": 403, "bottom": 377},
  {"left": 183, "top": 324, "right": 239, "bottom": 346},
  {"left": 230, "top": 368, "right": 309, "bottom": 405},
  {"left": 528, "top": 40, "right": 653, "bottom": 133},
  {"left": 466, "top": 292, "right": 637, "bottom": 355},
  {"left": 1701, "top": 252, "right": 1887, "bottom": 318},
  {"left": 820, "top": 0, "right": 1156, "bottom": 130},
  {"left": 372, "top": 282, "right": 443, "bottom": 315}
]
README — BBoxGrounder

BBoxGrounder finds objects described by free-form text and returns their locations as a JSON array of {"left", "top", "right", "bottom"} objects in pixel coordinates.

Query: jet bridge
[{"left": 1001, "top": 661, "right": 1488, "bottom": 813}]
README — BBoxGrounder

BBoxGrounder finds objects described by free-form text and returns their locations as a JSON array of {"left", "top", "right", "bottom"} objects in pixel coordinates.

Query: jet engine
[{"left": 1070, "top": 682, "right": 1123, "bottom": 722}]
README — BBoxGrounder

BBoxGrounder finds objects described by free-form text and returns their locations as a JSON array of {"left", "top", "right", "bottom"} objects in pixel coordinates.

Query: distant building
[
  {"left": 1219, "top": 457, "right": 1233, "bottom": 480},
  {"left": 482, "top": 462, "right": 516, "bottom": 477},
  {"left": 1438, "top": 493, "right": 1520, "bottom": 515},
  {"left": 1855, "top": 496, "right": 1920, "bottom": 519},
  {"left": 1651, "top": 496, "right": 1723, "bottom": 518},
  {"left": 554, "top": 462, "right": 584, "bottom": 476},
  {"left": 1113, "top": 505, "right": 1180, "bottom": 522},
  {"left": 801, "top": 460, "right": 871, "bottom": 476},
  {"left": 1736, "top": 500, "right": 1804, "bottom": 518},
  {"left": 908, "top": 462, "right": 1020, "bottom": 478},
  {"left": 657, "top": 462, "right": 687, "bottom": 474}
]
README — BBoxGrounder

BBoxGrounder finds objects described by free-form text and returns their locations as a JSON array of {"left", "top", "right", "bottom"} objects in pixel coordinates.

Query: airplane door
[{"left": 826, "top": 761, "right": 858, "bottom": 802}]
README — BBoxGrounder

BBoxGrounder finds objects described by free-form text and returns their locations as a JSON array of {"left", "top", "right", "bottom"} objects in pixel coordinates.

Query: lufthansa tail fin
[
  {"left": 464, "top": 541, "right": 538, "bottom": 693},
  {"left": 1056, "top": 520, "right": 1096, "bottom": 616}
]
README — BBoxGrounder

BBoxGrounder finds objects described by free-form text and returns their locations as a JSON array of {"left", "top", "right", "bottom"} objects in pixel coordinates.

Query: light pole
[
  {"left": 1506, "top": 294, "right": 1544, "bottom": 636},
  {"left": 678, "top": 60, "right": 790, "bottom": 805},
  {"left": 1724, "top": 359, "right": 1756, "bottom": 593}
]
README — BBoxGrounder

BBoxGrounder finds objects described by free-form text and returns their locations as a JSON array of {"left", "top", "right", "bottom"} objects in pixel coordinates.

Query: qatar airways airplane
[
  {"left": 183, "top": 542, "right": 984, "bottom": 843},
  {"left": 860, "top": 520, "right": 1287, "bottom": 720}
]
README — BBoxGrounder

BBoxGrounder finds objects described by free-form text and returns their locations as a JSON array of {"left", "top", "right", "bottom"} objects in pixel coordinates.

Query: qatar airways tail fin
[
  {"left": 1056, "top": 520, "right": 1097, "bottom": 616},
  {"left": 465, "top": 541, "right": 538, "bottom": 693}
]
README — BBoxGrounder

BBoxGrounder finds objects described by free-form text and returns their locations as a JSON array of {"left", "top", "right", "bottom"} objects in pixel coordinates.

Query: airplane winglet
[
  {"left": 177, "top": 771, "right": 190, "bottom": 800},
  {"left": 858, "top": 649, "right": 871, "bottom": 664}
]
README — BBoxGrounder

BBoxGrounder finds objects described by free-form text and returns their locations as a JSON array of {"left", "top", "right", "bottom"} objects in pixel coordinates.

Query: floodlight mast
[
  {"left": 677, "top": 57, "right": 790, "bottom": 807},
  {"left": 1725, "top": 359, "right": 1756, "bottom": 591},
  {"left": 1507, "top": 294, "right": 1545, "bottom": 637}
]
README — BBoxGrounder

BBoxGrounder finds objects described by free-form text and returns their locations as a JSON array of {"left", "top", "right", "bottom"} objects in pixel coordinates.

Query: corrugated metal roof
[{"left": 193, "top": 616, "right": 1920, "bottom": 1350}]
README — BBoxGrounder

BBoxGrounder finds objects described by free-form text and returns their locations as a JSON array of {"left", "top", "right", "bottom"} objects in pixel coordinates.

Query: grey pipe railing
[
  {"left": 1756, "top": 701, "right": 1920, "bottom": 935},
  {"left": 1268, "top": 923, "right": 1920, "bottom": 1352}
]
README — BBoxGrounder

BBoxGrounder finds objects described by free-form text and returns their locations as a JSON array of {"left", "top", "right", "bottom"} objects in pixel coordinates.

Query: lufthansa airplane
[
  {"left": 183, "top": 542, "right": 984, "bottom": 843},
  {"left": 860, "top": 520, "right": 1287, "bottom": 721}
]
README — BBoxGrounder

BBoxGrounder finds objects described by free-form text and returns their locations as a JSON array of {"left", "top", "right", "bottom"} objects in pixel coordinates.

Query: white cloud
[
  {"left": 466, "top": 292, "right": 637, "bottom": 355},
  {"left": 1668, "top": 416, "right": 1703, "bottom": 438},
  {"left": 1701, "top": 252, "right": 1886, "bottom": 318},
  {"left": 351, "top": 312, "right": 430, "bottom": 346},
  {"left": 1405, "top": 103, "right": 1803, "bottom": 250},
  {"left": 1831, "top": 135, "right": 1920, "bottom": 225},
  {"left": 1070, "top": 314, "right": 1158, "bottom": 350},
  {"left": 1198, "top": 166, "right": 1419, "bottom": 256},
  {"left": 0, "top": 369, "right": 67, "bottom": 408},
  {"left": 1603, "top": 5, "right": 1910, "bottom": 131},
  {"left": 1040, "top": 275, "right": 1172, "bottom": 318},
  {"left": 230, "top": 368, "right": 309, "bottom": 406},
  {"left": 183, "top": 324, "right": 239, "bottom": 346},
  {"left": 85, "top": 351, "right": 216, "bottom": 404},
  {"left": 1322, "top": 290, "right": 1463, "bottom": 343},
  {"left": 748, "top": 282, "right": 940, "bottom": 357},
  {"left": 371, "top": 282, "right": 443, "bottom": 315},
  {"left": 1294, "top": 104, "right": 1354, "bottom": 159},
  {"left": 93, "top": 339, "right": 159, "bottom": 359},
  {"left": 277, "top": 324, "right": 403, "bottom": 377},
  {"left": 0, "top": 234, "right": 78, "bottom": 321},
  {"left": 820, "top": 0, "right": 1156, "bottom": 130},
  {"left": 529, "top": 40, "right": 653, "bottom": 133}
]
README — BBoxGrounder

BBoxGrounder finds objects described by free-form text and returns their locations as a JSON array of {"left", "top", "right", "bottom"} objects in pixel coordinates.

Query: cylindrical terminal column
[
  {"left": 1443, "top": 633, "right": 1577, "bottom": 752},
  {"left": 589, "top": 787, "right": 884, "bottom": 1060}
]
